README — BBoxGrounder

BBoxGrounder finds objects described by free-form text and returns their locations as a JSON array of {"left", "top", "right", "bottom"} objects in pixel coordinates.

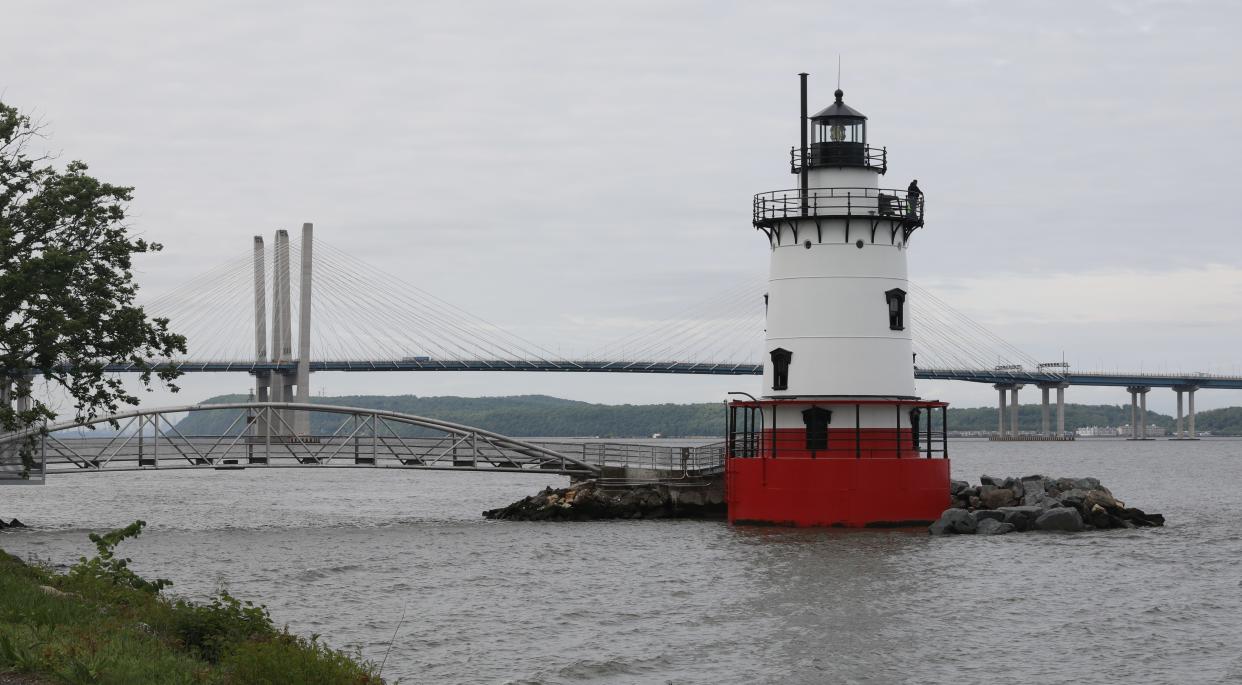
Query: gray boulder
[
  {"left": 974, "top": 510, "right": 1006, "bottom": 523},
  {"left": 1054, "top": 477, "right": 1078, "bottom": 493},
  {"left": 929, "top": 508, "right": 977, "bottom": 535},
  {"left": 950, "top": 480, "right": 970, "bottom": 496},
  {"left": 1034, "top": 507, "right": 1084, "bottom": 532},
  {"left": 1073, "top": 477, "right": 1102, "bottom": 491},
  {"left": 1003, "top": 477, "right": 1024, "bottom": 498},
  {"left": 981, "top": 487, "right": 1017, "bottom": 509},
  {"left": 997, "top": 505, "right": 1042, "bottom": 532},
  {"left": 1021, "top": 477, "right": 1047, "bottom": 506},
  {"left": 977, "top": 518, "right": 1015, "bottom": 535},
  {"left": 1084, "top": 489, "right": 1120, "bottom": 510},
  {"left": 980, "top": 475, "right": 1005, "bottom": 487}
]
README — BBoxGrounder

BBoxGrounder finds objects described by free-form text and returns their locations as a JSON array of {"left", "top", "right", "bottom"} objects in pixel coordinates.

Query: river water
[{"left": 2, "top": 438, "right": 1240, "bottom": 684}]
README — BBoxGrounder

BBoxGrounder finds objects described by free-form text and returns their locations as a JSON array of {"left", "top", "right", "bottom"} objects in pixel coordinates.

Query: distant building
[
  {"left": 1076, "top": 426, "right": 1120, "bottom": 437},
  {"left": 1115, "top": 424, "right": 1167, "bottom": 438}
]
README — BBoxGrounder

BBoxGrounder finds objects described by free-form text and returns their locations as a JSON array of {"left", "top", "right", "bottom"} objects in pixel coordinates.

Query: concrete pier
[
  {"left": 1010, "top": 385, "right": 1022, "bottom": 437},
  {"left": 1056, "top": 384, "right": 1067, "bottom": 436},
  {"left": 990, "top": 383, "right": 1068, "bottom": 440},
  {"left": 1172, "top": 385, "right": 1201, "bottom": 440},
  {"left": 1040, "top": 385, "right": 1050, "bottom": 436},
  {"left": 995, "top": 385, "right": 1008, "bottom": 437},
  {"left": 1126, "top": 386, "right": 1151, "bottom": 440},
  {"left": 1177, "top": 382, "right": 1197, "bottom": 441}
]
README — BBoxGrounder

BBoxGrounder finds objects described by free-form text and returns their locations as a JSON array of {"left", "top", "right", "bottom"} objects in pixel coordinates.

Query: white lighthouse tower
[{"left": 726, "top": 73, "right": 950, "bottom": 528}]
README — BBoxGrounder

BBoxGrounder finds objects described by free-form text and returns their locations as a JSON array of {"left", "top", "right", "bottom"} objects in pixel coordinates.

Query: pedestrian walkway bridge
[{"left": 0, "top": 402, "right": 726, "bottom": 483}]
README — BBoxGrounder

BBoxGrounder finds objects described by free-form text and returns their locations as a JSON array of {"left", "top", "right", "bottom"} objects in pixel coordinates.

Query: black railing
[
  {"left": 752, "top": 186, "right": 924, "bottom": 227},
  {"left": 791, "top": 145, "right": 887, "bottom": 174},
  {"left": 726, "top": 402, "right": 949, "bottom": 460}
]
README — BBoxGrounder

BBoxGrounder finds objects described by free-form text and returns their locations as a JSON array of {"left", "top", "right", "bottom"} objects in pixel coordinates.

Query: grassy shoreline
[{"left": 0, "top": 523, "right": 384, "bottom": 685}]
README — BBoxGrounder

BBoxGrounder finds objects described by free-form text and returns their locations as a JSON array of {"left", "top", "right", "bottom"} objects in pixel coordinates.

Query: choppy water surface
[{"left": 2, "top": 439, "right": 1241, "bottom": 684}]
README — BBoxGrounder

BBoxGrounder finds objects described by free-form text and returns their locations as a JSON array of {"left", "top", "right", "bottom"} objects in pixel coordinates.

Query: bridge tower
[
  {"left": 725, "top": 73, "right": 950, "bottom": 527},
  {"left": 251, "top": 224, "right": 314, "bottom": 438}
]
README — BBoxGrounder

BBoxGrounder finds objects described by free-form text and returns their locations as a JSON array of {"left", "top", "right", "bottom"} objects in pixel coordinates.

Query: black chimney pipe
[{"left": 799, "top": 72, "right": 809, "bottom": 216}]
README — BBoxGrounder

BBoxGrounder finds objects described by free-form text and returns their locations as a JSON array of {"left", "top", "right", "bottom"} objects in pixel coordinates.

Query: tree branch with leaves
[{"left": 0, "top": 101, "right": 186, "bottom": 477}]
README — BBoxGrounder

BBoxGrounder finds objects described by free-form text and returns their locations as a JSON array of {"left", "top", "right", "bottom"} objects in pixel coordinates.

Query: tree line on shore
[{"left": 175, "top": 394, "right": 1242, "bottom": 438}]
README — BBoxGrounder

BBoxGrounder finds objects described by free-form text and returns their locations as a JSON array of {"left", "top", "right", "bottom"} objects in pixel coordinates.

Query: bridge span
[{"left": 98, "top": 360, "right": 1242, "bottom": 391}]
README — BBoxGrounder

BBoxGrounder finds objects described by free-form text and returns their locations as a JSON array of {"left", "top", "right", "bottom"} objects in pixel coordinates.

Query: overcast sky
[{"left": 4, "top": 0, "right": 1241, "bottom": 414}]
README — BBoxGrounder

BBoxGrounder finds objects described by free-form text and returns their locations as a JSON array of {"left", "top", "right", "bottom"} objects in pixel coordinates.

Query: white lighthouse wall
[
  {"left": 763, "top": 217, "right": 915, "bottom": 398},
  {"left": 806, "top": 167, "right": 878, "bottom": 190},
  {"left": 767, "top": 403, "right": 921, "bottom": 429}
]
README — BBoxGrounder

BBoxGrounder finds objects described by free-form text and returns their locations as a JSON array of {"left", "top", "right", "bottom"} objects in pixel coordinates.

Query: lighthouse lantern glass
[{"left": 813, "top": 119, "right": 865, "bottom": 145}]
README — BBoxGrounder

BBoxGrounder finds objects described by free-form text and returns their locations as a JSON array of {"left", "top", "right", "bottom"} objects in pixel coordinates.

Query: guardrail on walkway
[{"left": 531, "top": 440, "right": 727, "bottom": 476}]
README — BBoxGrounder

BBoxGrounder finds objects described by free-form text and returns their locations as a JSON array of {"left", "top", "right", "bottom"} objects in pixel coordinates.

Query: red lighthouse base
[
  {"left": 726, "top": 457, "right": 950, "bottom": 527},
  {"left": 725, "top": 399, "right": 951, "bottom": 527}
]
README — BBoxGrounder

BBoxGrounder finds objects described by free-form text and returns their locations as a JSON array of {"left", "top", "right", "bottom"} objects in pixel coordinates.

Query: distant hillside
[
  {"left": 175, "top": 395, "right": 1242, "bottom": 437},
  {"left": 948, "top": 403, "right": 1175, "bottom": 432},
  {"left": 951, "top": 403, "right": 1242, "bottom": 435},
  {"left": 175, "top": 394, "right": 724, "bottom": 438}
]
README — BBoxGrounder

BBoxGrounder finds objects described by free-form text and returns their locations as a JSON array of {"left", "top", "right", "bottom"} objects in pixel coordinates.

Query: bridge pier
[
  {"left": 1175, "top": 388, "right": 1184, "bottom": 438},
  {"left": 1036, "top": 383, "right": 1069, "bottom": 437},
  {"left": 1009, "top": 385, "right": 1022, "bottom": 436},
  {"left": 1126, "top": 386, "right": 1151, "bottom": 440},
  {"left": 995, "top": 384, "right": 1008, "bottom": 437},
  {"left": 993, "top": 383, "right": 1023, "bottom": 437},
  {"left": 1171, "top": 385, "right": 1200, "bottom": 440},
  {"left": 1189, "top": 387, "right": 1197, "bottom": 439},
  {"left": 1056, "top": 384, "right": 1066, "bottom": 437},
  {"left": 1040, "top": 386, "right": 1050, "bottom": 436}
]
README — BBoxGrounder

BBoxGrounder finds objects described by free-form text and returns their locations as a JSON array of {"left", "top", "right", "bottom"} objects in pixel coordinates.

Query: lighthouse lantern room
[{"left": 726, "top": 73, "right": 950, "bottom": 528}]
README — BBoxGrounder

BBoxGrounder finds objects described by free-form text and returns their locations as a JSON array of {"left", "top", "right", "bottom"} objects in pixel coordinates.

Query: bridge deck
[{"left": 94, "top": 360, "right": 1242, "bottom": 389}]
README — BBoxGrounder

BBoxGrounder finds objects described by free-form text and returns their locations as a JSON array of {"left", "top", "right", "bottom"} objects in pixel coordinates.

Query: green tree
[{"left": 0, "top": 101, "right": 186, "bottom": 475}]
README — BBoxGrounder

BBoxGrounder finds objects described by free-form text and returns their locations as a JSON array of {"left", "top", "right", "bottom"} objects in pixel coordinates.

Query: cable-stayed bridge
[
  {"left": 123, "top": 227, "right": 1241, "bottom": 388},
  {"left": 119, "top": 224, "right": 1236, "bottom": 442}
]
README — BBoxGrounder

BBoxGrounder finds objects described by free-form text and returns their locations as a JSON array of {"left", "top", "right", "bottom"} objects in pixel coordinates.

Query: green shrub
[
  {"left": 66, "top": 520, "right": 172, "bottom": 595},
  {"left": 1, "top": 523, "right": 386, "bottom": 684},
  {"left": 167, "top": 592, "right": 276, "bottom": 663},
  {"left": 219, "top": 634, "right": 382, "bottom": 685}
]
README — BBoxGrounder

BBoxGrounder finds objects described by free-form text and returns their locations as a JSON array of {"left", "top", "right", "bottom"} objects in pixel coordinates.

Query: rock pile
[
  {"left": 930, "top": 475, "right": 1164, "bottom": 535},
  {"left": 483, "top": 480, "right": 725, "bottom": 521},
  {"left": 0, "top": 518, "right": 27, "bottom": 530}
]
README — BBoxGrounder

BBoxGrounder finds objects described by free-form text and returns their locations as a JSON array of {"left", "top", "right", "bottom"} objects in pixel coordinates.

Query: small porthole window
[
  {"left": 885, "top": 288, "right": 906, "bottom": 330},
  {"left": 803, "top": 240, "right": 812, "bottom": 249},
  {"left": 856, "top": 239, "right": 865, "bottom": 249}
]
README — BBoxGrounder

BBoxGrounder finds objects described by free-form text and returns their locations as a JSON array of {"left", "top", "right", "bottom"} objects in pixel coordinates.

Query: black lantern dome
[{"left": 808, "top": 89, "right": 869, "bottom": 168}]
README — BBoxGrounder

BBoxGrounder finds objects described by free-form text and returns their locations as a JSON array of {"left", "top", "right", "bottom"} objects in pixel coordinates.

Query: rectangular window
[
  {"left": 803, "top": 407, "right": 831, "bottom": 452},
  {"left": 885, "top": 288, "right": 906, "bottom": 331},
  {"left": 770, "top": 348, "right": 792, "bottom": 391}
]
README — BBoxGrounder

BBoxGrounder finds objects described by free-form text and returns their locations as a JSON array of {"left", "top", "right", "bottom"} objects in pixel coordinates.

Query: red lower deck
[{"left": 726, "top": 456, "right": 950, "bottom": 527}]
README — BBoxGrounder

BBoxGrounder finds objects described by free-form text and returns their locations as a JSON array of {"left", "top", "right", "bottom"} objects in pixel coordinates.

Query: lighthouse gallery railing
[{"left": 753, "top": 186, "right": 925, "bottom": 227}]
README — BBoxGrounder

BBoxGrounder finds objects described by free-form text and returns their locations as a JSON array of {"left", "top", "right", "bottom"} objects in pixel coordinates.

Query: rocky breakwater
[
  {"left": 483, "top": 479, "right": 725, "bottom": 521},
  {"left": 0, "top": 518, "right": 28, "bottom": 531},
  {"left": 930, "top": 475, "right": 1165, "bottom": 536}
]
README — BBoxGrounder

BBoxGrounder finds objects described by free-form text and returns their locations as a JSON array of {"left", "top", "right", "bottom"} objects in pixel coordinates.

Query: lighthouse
[{"left": 725, "top": 74, "right": 950, "bottom": 527}]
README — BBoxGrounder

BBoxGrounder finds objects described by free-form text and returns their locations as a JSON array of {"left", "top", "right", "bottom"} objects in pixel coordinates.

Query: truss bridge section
[{"left": 0, "top": 402, "right": 600, "bottom": 479}]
